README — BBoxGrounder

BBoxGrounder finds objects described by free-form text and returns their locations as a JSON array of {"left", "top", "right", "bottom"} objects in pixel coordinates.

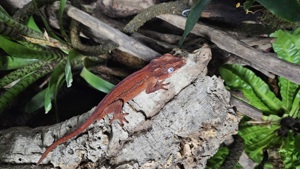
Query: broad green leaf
[
  {"left": 206, "top": 146, "right": 229, "bottom": 169},
  {"left": 239, "top": 125, "right": 280, "bottom": 162},
  {"left": 242, "top": 87, "right": 273, "bottom": 114},
  {"left": 294, "top": 134, "right": 300, "bottom": 159},
  {"left": 25, "top": 89, "right": 46, "bottom": 113},
  {"left": 270, "top": 29, "right": 300, "bottom": 64},
  {"left": 0, "top": 55, "right": 38, "bottom": 70},
  {"left": 290, "top": 89, "right": 300, "bottom": 118},
  {"left": 278, "top": 77, "right": 299, "bottom": 112},
  {"left": 270, "top": 29, "right": 300, "bottom": 113},
  {"left": 221, "top": 67, "right": 271, "bottom": 113},
  {"left": 26, "top": 16, "right": 42, "bottom": 33},
  {"left": 279, "top": 131, "right": 300, "bottom": 168},
  {"left": 80, "top": 67, "right": 114, "bottom": 93},
  {"left": 261, "top": 114, "right": 281, "bottom": 122},
  {"left": 0, "top": 35, "right": 46, "bottom": 59},
  {"left": 178, "top": 0, "right": 211, "bottom": 47},
  {"left": 257, "top": 0, "right": 300, "bottom": 22},
  {"left": 293, "top": 28, "right": 300, "bottom": 48},
  {"left": 220, "top": 65, "right": 283, "bottom": 114}
]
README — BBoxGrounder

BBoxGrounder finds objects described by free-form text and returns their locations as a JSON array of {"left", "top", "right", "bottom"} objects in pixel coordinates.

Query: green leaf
[
  {"left": 0, "top": 61, "right": 54, "bottom": 113},
  {"left": 239, "top": 125, "right": 280, "bottom": 162},
  {"left": 58, "top": 0, "right": 69, "bottom": 41},
  {"left": 293, "top": 28, "right": 300, "bottom": 48},
  {"left": 65, "top": 49, "right": 82, "bottom": 87},
  {"left": 290, "top": 89, "right": 300, "bottom": 118},
  {"left": 25, "top": 89, "right": 46, "bottom": 113},
  {"left": 0, "top": 55, "right": 38, "bottom": 70},
  {"left": 220, "top": 64, "right": 283, "bottom": 114},
  {"left": 270, "top": 28, "right": 300, "bottom": 113},
  {"left": 261, "top": 114, "right": 281, "bottom": 123},
  {"left": 220, "top": 67, "right": 271, "bottom": 113},
  {"left": 45, "top": 62, "right": 65, "bottom": 113},
  {"left": 80, "top": 67, "right": 114, "bottom": 93},
  {"left": 0, "top": 35, "right": 46, "bottom": 59},
  {"left": 270, "top": 29, "right": 300, "bottom": 64},
  {"left": 279, "top": 131, "right": 300, "bottom": 168},
  {"left": 65, "top": 50, "right": 78, "bottom": 88},
  {"left": 0, "top": 5, "right": 10, "bottom": 17},
  {"left": 65, "top": 60, "right": 72, "bottom": 87},
  {"left": 243, "top": 0, "right": 255, "bottom": 10},
  {"left": 294, "top": 134, "right": 300, "bottom": 159},
  {"left": 32, "top": 0, "right": 65, "bottom": 43},
  {"left": 26, "top": 16, "right": 42, "bottom": 33},
  {"left": 206, "top": 146, "right": 229, "bottom": 169},
  {"left": 278, "top": 77, "right": 299, "bottom": 112},
  {"left": 257, "top": 0, "right": 300, "bottom": 22},
  {"left": 178, "top": 0, "right": 211, "bottom": 47},
  {"left": 0, "top": 60, "right": 48, "bottom": 88}
]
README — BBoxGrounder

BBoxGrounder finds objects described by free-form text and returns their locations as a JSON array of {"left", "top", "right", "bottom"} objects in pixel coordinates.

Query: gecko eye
[{"left": 168, "top": 67, "right": 174, "bottom": 73}]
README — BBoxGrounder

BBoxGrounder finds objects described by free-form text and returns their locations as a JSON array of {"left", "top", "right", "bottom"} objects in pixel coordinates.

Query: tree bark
[{"left": 0, "top": 46, "right": 239, "bottom": 169}]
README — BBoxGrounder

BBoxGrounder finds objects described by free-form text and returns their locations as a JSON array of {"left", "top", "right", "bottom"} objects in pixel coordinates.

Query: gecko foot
[
  {"left": 110, "top": 112, "right": 129, "bottom": 126},
  {"left": 160, "top": 82, "right": 170, "bottom": 90}
]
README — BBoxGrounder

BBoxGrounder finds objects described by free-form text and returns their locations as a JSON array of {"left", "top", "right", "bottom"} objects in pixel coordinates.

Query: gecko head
[{"left": 150, "top": 53, "right": 186, "bottom": 79}]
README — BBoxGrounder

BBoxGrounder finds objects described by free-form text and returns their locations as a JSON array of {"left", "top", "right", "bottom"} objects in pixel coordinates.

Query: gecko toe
[{"left": 110, "top": 112, "right": 129, "bottom": 126}]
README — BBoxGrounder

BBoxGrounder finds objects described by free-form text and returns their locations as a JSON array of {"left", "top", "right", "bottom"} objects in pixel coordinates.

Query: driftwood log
[{"left": 0, "top": 47, "right": 239, "bottom": 169}]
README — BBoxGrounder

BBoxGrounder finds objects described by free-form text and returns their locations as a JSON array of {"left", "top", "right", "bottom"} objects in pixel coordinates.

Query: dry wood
[
  {"left": 66, "top": 6, "right": 159, "bottom": 61},
  {"left": 230, "top": 96, "right": 262, "bottom": 120},
  {"left": 158, "top": 14, "right": 300, "bottom": 85},
  {"left": 97, "top": 0, "right": 156, "bottom": 18},
  {"left": 0, "top": 47, "right": 239, "bottom": 169}
]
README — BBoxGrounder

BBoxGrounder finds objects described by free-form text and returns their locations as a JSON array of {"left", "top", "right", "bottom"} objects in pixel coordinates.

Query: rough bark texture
[
  {"left": 158, "top": 14, "right": 300, "bottom": 85},
  {"left": 66, "top": 5, "right": 159, "bottom": 61},
  {"left": 97, "top": 0, "right": 157, "bottom": 18},
  {"left": 0, "top": 46, "right": 239, "bottom": 169}
]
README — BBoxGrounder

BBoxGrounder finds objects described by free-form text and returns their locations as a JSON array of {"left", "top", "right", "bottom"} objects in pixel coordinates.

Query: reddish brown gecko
[{"left": 37, "top": 54, "right": 185, "bottom": 164}]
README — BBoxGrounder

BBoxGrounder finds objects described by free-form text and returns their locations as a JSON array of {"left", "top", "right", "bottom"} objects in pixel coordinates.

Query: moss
[
  {"left": 220, "top": 135, "right": 244, "bottom": 169},
  {"left": 69, "top": 19, "right": 118, "bottom": 56},
  {"left": 12, "top": 0, "right": 56, "bottom": 23},
  {"left": 123, "top": 0, "right": 189, "bottom": 34}
]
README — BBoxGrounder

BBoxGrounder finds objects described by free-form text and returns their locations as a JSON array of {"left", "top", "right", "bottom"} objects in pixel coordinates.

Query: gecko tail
[{"left": 36, "top": 116, "right": 98, "bottom": 165}]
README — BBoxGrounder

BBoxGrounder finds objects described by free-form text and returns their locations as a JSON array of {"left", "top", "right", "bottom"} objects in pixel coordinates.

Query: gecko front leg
[
  {"left": 145, "top": 79, "right": 169, "bottom": 94},
  {"left": 99, "top": 100, "right": 129, "bottom": 126}
]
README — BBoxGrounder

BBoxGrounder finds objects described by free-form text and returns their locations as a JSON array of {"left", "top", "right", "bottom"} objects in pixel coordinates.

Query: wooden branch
[
  {"left": 66, "top": 6, "right": 159, "bottom": 61},
  {"left": 158, "top": 14, "right": 300, "bottom": 85},
  {"left": 0, "top": 47, "right": 239, "bottom": 168},
  {"left": 230, "top": 96, "right": 262, "bottom": 120}
]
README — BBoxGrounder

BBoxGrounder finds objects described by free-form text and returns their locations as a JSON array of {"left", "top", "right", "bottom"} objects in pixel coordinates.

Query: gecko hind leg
[{"left": 99, "top": 100, "right": 128, "bottom": 126}]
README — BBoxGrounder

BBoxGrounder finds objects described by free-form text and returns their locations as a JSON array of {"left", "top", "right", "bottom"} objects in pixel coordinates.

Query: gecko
[{"left": 37, "top": 53, "right": 186, "bottom": 164}]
